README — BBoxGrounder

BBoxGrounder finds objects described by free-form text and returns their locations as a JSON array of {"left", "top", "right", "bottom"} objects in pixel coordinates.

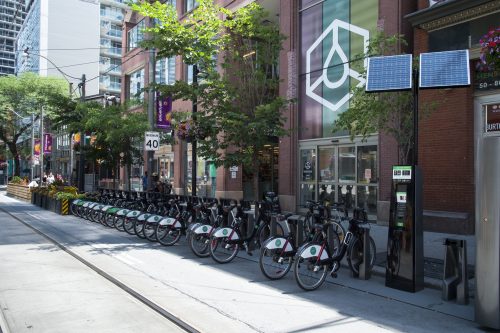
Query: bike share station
[{"left": 366, "top": 50, "right": 471, "bottom": 295}]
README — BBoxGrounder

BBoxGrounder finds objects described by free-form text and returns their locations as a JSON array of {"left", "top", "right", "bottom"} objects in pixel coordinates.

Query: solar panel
[
  {"left": 419, "top": 50, "right": 470, "bottom": 88},
  {"left": 366, "top": 54, "right": 413, "bottom": 92}
]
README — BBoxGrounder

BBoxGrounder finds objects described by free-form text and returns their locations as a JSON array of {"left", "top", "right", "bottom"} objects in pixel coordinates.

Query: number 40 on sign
[{"left": 144, "top": 131, "right": 160, "bottom": 151}]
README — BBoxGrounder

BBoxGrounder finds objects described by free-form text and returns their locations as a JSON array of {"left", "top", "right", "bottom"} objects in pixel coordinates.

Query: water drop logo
[{"left": 306, "top": 19, "right": 369, "bottom": 113}]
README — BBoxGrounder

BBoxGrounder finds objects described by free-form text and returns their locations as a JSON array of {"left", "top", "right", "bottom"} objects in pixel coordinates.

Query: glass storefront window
[
  {"left": 185, "top": 143, "right": 216, "bottom": 197},
  {"left": 338, "top": 184, "right": 356, "bottom": 209},
  {"left": 300, "top": 148, "right": 316, "bottom": 182},
  {"left": 339, "top": 146, "right": 355, "bottom": 182},
  {"left": 300, "top": 183, "right": 316, "bottom": 206},
  {"left": 357, "top": 145, "right": 377, "bottom": 184},
  {"left": 357, "top": 185, "right": 377, "bottom": 215},
  {"left": 318, "top": 147, "right": 335, "bottom": 182},
  {"left": 318, "top": 183, "right": 335, "bottom": 204}
]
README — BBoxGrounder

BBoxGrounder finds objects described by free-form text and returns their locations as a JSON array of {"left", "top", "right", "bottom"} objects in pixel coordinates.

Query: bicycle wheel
[
  {"left": 209, "top": 235, "right": 239, "bottom": 264},
  {"left": 70, "top": 202, "right": 79, "bottom": 216},
  {"left": 156, "top": 224, "right": 182, "bottom": 246},
  {"left": 328, "top": 219, "right": 346, "bottom": 243},
  {"left": 134, "top": 220, "right": 146, "bottom": 239},
  {"left": 257, "top": 223, "right": 284, "bottom": 249},
  {"left": 189, "top": 232, "right": 210, "bottom": 258},
  {"left": 259, "top": 246, "right": 292, "bottom": 280},
  {"left": 114, "top": 216, "right": 125, "bottom": 231},
  {"left": 124, "top": 218, "right": 136, "bottom": 235},
  {"left": 103, "top": 213, "right": 115, "bottom": 228},
  {"left": 347, "top": 236, "right": 376, "bottom": 275},
  {"left": 293, "top": 246, "right": 328, "bottom": 291},
  {"left": 144, "top": 222, "right": 158, "bottom": 242}
]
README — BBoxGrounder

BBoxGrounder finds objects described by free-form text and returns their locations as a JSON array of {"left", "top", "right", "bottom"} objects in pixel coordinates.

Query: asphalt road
[{"left": 0, "top": 193, "right": 482, "bottom": 333}]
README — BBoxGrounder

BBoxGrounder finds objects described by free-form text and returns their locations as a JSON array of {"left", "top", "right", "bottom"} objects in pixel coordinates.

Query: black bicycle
[{"left": 293, "top": 211, "right": 376, "bottom": 291}]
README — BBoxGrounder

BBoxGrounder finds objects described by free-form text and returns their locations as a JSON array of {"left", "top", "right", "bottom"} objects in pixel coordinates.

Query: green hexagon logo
[
  {"left": 203, "top": 226, "right": 208, "bottom": 232},
  {"left": 223, "top": 229, "right": 228, "bottom": 236},
  {"left": 310, "top": 247, "right": 316, "bottom": 255},
  {"left": 275, "top": 239, "right": 281, "bottom": 247}
]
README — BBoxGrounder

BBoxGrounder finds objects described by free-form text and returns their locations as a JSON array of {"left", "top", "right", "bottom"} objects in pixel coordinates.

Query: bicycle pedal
[
  {"left": 330, "top": 272, "right": 338, "bottom": 278},
  {"left": 278, "top": 257, "right": 284, "bottom": 264},
  {"left": 246, "top": 250, "right": 253, "bottom": 256}
]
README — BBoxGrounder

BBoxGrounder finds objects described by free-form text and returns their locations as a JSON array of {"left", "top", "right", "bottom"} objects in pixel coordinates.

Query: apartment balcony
[
  {"left": 100, "top": 47, "right": 122, "bottom": 58},
  {"left": 99, "top": 64, "right": 121, "bottom": 75},
  {"left": 100, "top": 0, "right": 129, "bottom": 10},
  {"left": 100, "top": 82, "right": 121, "bottom": 93}
]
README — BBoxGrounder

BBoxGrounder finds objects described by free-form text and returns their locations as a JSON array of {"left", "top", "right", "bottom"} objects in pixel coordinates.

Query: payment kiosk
[{"left": 386, "top": 165, "right": 424, "bottom": 292}]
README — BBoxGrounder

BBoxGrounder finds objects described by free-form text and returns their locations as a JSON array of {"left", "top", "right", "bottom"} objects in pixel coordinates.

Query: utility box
[{"left": 385, "top": 165, "right": 424, "bottom": 292}]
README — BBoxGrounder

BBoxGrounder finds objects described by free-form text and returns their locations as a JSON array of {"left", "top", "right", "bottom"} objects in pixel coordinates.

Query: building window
[
  {"left": 110, "top": 41, "right": 122, "bottom": 56},
  {"left": 127, "top": 20, "right": 145, "bottom": 51},
  {"left": 128, "top": 68, "right": 145, "bottom": 101},
  {"left": 186, "top": 64, "right": 193, "bottom": 84},
  {"left": 185, "top": 0, "right": 198, "bottom": 13},
  {"left": 156, "top": 57, "right": 176, "bottom": 84}
]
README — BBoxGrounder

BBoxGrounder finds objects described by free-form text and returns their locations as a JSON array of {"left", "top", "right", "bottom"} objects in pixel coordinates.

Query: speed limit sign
[{"left": 144, "top": 131, "right": 160, "bottom": 151}]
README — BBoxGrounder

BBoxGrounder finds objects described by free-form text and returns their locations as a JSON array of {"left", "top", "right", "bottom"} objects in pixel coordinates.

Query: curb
[{"left": 0, "top": 300, "right": 11, "bottom": 333}]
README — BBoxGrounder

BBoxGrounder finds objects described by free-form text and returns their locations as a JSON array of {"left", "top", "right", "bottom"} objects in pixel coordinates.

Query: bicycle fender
[
  {"left": 106, "top": 207, "right": 120, "bottom": 214},
  {"left": 88, "top": 202, "right": 98, "bottom": 208},
  {"left": 146, "top": 215, "right": 162, "bottom": 223},
  {"left": 101, "top": 205, "right": 113, "bottom": 211},
  {"left": 126, "top": 210, "right": 140, "bottom": 218},
  {"left": 137, "top": 213, "right": 151, "bottom": 221},
  {"left": 83, "top": 202, "right": 91, "bottom": 208},
  {"left": 92, "top": 204, "right": 103, "bottom": 211},
  {"left": 300, "top": 245, "right": 329, "bottom": 260},
  {"left": 116, "top": 209, "right": 129, "bottom": 216},
  {"left": 76, "top": 200, "right": 86, "bottom": 206},
  {"left": 212, "top": 227, "right": 239, "bottom": 240},
  {"left": 194, "top": 224, "right": 213, "bottom": 235},
  {"left": 265, "top": 237, "right": 293, "bottom": 252},
  {"left": 188, "top": 222, "right": 201, "bottom": 232},
  {"left": 72, "top": 199, "right": 83, "bottom": 205},
  {"left": 159, "top": 217, "right": 181, "bottom": 228}
]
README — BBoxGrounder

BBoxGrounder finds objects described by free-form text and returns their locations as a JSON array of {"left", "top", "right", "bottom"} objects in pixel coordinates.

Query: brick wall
[{"left": 414, "top": 28, "right": 475, "bottom": 233}]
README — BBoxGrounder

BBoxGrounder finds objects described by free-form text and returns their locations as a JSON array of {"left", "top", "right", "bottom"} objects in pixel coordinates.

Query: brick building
[{"left": 121, "top": 0, "right": 491, "bottom": 234}]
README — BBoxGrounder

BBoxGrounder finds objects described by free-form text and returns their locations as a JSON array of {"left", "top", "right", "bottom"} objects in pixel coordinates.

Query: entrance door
[{"left": 299, "top": 141, "right": 378, "bottom": 217}]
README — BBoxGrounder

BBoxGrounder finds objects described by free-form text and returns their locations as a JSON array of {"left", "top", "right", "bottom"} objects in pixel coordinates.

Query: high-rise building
[
  {"left": 99, "top": 0, "right": 127, "bottom": 96},
  {"left": 16, "top": 0, "right": 100, "bottom": 95},
  {"left": 0, "top": 0, "right": 25, "bottom": 75}
]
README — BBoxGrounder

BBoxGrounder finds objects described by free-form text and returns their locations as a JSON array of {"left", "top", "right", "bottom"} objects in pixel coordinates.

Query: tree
[
  {"left": 82, "top": 102, "right": 148, "bottom": 190},
  {"left": 0, "top": 73, "right": 69, "bottom": 176},
  {"left": 132, "top": 0, "right": 290, "bottom": 199}
]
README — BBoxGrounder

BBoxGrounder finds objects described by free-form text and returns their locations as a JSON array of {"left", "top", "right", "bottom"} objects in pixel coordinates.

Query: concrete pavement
[
  {"left": 0, "top": 209, "right": 186, "bottom": 333},
  {"left": 0, "top": 192, "right": 481, "bottom": 333}
]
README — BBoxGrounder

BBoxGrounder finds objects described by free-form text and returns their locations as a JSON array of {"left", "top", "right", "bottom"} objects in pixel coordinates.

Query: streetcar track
[{"left": 0, "top": 206, "right": 200, "bottom": 333}]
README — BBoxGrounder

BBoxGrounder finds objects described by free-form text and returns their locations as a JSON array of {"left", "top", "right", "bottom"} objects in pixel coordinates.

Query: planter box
[{"left": 6, "top": 183, "right": 31, "bottom": 201}]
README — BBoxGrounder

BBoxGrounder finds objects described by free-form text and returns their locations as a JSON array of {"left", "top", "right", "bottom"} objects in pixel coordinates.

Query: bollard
[
  {"left": 359, "top": 225, "right": 372, "bottom": 280},
  {"left": 442, "top": 238, "right": 469, "bottom": 304}
]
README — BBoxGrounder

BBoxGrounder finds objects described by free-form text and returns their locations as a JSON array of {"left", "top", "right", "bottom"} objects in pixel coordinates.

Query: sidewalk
[{"left": 0, "top": 192, "right": 478, "bottom": 331}]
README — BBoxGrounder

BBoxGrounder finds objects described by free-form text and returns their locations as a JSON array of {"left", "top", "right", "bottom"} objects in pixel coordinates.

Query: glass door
[{"left": 299, "top": 141, "right": 378, "bottom": 218}]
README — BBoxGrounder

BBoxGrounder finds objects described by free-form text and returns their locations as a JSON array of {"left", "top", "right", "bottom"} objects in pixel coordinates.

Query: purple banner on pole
[
  {"left": 43, "top": 133, "right": 52, "bottom": 154},
  {"left": 156, "top": 92, "right": 172, "bottom": 130}
]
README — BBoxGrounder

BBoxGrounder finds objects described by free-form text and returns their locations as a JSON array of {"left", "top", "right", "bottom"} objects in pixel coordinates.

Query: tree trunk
[
  {"left": 127, "top": 163, "right": 132, "bottom": 191},
  {"left": 7, "top": 142, "right": 20, "bottom": 177}
]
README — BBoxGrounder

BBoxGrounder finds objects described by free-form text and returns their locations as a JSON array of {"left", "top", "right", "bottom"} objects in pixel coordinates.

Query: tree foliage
[
  {"left": 132, "top": 0, "right": 290, "bottom": 199},
  {"left": 0, "top": 73, "right": 69, "bottom": 176}
]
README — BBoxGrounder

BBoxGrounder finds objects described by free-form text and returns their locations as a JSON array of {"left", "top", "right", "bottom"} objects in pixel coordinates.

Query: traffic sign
[{"left": 144, "top": 131, "right": 160, "bottom": 151}]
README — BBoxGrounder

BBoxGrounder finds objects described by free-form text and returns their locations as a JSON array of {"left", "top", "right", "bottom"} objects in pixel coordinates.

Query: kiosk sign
[
  {"left": 486, "top": 103, "right": 500, "bottom": 133},
  {"left": 392, "top": 166, "right": 412, "bottom": 181}
]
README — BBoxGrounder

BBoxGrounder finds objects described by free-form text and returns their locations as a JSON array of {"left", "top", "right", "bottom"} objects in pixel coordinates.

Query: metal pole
[
  {"left": 413, "top": 69, "right": 419, "bottom": 166},
  {"left": 191, "top": 64, "right": 198, "bottom": 196},
  {"left": 31, "top": 113, "right": 34, "bottom": 180},
  {"left": 147, "top": 46, "right": 155, "bottom": 191},
  {"left": 40, "top": 106, "right": 44, "bottom": 179},
  {"left": 78, "top": 74, "right": 86, "bottom": 192}
]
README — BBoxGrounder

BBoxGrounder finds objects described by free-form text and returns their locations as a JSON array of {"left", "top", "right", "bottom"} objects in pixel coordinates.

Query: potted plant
[{"left": 477, "top": 26, "right": 500, "bottom": 72}]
